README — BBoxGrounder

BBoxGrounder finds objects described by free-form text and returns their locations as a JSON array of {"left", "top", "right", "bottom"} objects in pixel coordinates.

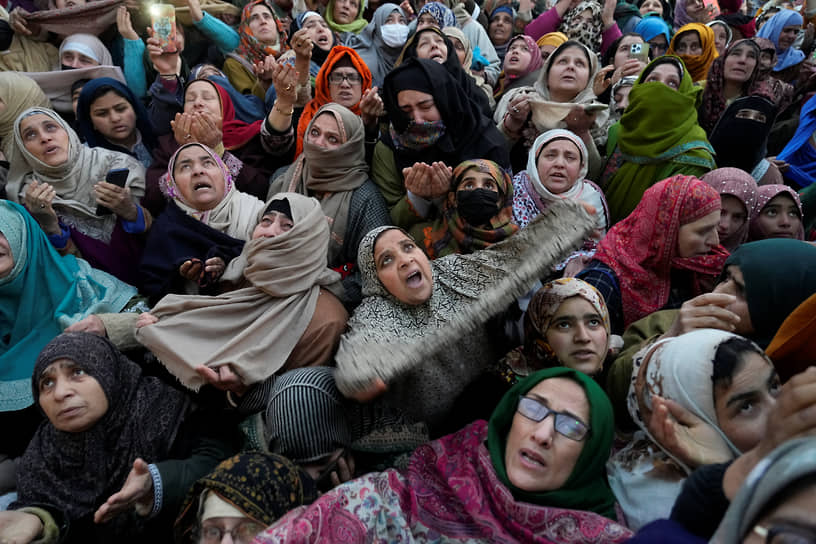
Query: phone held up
[
  {"left": 151, "top": 4, "right": 177, "bottom": 53},
  {"left": 96, "top": 168, "right": 129, "bottom": 216}
]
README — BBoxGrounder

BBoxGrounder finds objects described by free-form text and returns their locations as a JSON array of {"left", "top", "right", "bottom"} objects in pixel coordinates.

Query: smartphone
[
  {"left": 96, "top": 168, "right": 130, "bottom": 216},
  {"left": 703, "top": 0, "right": 720, "bottom": 17},
  {"left": 150, "top": 4, "right": 177, "bottom": 53},
  {"left": 628, "top": 42, "right": 650, "bottom": 63}
]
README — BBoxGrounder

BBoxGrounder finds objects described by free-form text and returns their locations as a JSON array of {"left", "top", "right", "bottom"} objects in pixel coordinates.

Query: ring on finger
[{"left": 512, "top": 106, "right": 520, "bottom": 113}]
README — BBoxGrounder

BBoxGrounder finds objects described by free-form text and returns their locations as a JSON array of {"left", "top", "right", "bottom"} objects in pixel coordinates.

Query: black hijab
[
  {"left": 382, "top": 57, "right": 510, "bottom": 171},
  {"left": 709, "top": 95, "right": 777, "bottom": 172}
]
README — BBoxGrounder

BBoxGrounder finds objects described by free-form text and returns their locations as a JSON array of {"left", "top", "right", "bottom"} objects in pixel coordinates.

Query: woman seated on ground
[
  {"left": 145, "top": 78, "right": 277, "bottom": 215},
  {"left": 748, "top": 184, "right": 804, "bottom": 241},
  {"left": 578, "top": 175, "right": 728, "bottom": 335},
  {"left": 136, "top": 193, "right": 348, "bottom": 392},
  {"left": 372, "top": 57, "right": 509, "bottom": 224},
  {"left": 524, "top": 0, "right": 622, "bottom": 57},
  {"left": 0, "top": 332, "right": 238, "bottom": 544},
  {"left": 0, "top": 200, "right": 137, "bottom": 491},
  {"left": 607, "top": 329, "right": 780, "bottom": 530},
  {"left": 495, "top": 40, "right": 606, "bottom": 176},
  {"left": 755, "top": 9, "right": 805, "bottom": 83},
  {"left": 269, "top": 104, "right": 389, "bottom": 306},
  {"left": 333, "top": 200, "right": 596, "bottom": 435},
  {"left": 493, "top": 34, "right": 544, "bottom": 103},
  {"left": 76, "top": 78, "right": 157, "bottom": 169},
  {"left": 698, "top": 39, "right": 770, "bottom": 133},
  {"left": 255, "top": 368, "right": 631, "bottom": 543},
  {"left": 139, "top": 143, "right": 264, "bottom": 302},
  {"left": 345, "top": 3, "right": 408, "bottom": 88},
  {"left": 397, "top": 27, "right": 493, "bottom": 117},
  {"left": 603, "top": 56, "right": 715, "bottom": 223},
  {"left": 701, "top": 167, "right": 758, "bottom": 252},
  {"left": 667, "top": 23, "right": 719, "bottom": 83},
  {"left": 223, "top": 0, "right": 289, "bottom": 99},
  {"left": 7, "top": 107, "right": 149, "bottom": 285},
  {"left": 405, "top": 159, "right": 518, "bottom": 259},
  {"left": 174, "top": 452, "right": 318, "bottom": 544}
]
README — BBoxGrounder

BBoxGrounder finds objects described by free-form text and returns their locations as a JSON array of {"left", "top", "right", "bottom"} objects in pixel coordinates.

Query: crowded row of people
[{"left": 2, "top": 0, "right": 816, "bottom": 541}]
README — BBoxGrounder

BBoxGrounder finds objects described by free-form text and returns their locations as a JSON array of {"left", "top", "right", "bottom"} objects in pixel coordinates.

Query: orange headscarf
[
  {"left": 295, "top": 46, "right": 372, "bottom": 157},
  {"left": 668, "top": 22, "right": 719, "bottom": 82}
]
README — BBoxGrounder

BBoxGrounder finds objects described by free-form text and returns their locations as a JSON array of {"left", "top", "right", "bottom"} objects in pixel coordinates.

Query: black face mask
[{"left": 456, "top": 189, "right": 500, "bottom": 226}]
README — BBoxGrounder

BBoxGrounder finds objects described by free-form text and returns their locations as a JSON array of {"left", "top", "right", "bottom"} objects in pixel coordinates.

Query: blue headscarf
[
  {"left": 756, "top": 9, "right": 805, "bottom": 71},
  {"left": 418, "top": 2, "right": 456, "bottom": 28},
  {"left": 76, "top": 78, "right": 157, "bottom": 157},
  {"left": 0, "top": 201, "right": 137, "bottom": 412},
  {"left": 490, "top": 4, "right": 514, "bottom": 19},
  {"left": 635, "top": 14, "right": 672, "bottom": 43},
  {"left": 778, "top": 92, "right": 816, "bottom": 188}
]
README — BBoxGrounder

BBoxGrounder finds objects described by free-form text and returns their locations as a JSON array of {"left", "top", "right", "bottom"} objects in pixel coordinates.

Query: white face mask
[{"left": 381, "top": 23, "right": 409, "bottom": 48}]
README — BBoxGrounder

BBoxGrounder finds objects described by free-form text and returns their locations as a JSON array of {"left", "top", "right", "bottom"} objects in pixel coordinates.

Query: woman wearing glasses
[{"left": 254, "top": 367, "right": 631, "bottom": 543}]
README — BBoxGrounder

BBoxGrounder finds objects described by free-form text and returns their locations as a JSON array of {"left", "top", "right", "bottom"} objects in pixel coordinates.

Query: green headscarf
[
  {"left": 603, "top": 55, "right": 715, "bottom": 223},
  {"left": 723, "top": 239, "right": 816, "bottom": 348},
  {"left": 325, "top": 0, "right": 368, "bottom": 34},
  {"left": 487, "top": 367, "right": 617, "bottom": 519}
]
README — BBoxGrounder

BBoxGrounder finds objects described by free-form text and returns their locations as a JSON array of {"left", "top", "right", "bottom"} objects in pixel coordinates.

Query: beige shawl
[
  {"left": 25, "top": 0, "right": 125, "bottom": 38},
  {"left": 0, "top": 7, "right": 58, "bottom": 71},
  {"left": 0, "top": 73, "right": 51, "bottom": 157},
  {"left": 268, "top": 103, "right": 368, "bottom": 265},
  {"left": 135, "top": 192, "right": 341, "bottom": 391}
]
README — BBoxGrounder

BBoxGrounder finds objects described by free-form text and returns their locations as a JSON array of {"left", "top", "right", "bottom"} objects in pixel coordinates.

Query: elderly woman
[
  {"left": 145, "top": 78, "right": 278, "bottom": 216},
  {"left": 0, "top": 201, "right": 136, "bottom": 493},
  {"left": 701, "top": 167, "right": 758, "bottom": 252},
  {"left": 254, "top": 368, "right": 632, "bottom": 542},
  {"left": 372, "top": 58, "right": 509, "bottom": 223},
  {"left": 7, "top": 107, "right": 148, "bottom": 285},
  {"left": 608, "top": 329, "right": 781, "bottom": 530},
  {"left": 0, "top": 333, "right": 237, "bottom": 544},
  {"left": 223, "top": 0, "right": 288, "bottom": 99},
  {"left": 756, "top": 9, "right": 805, "bottom": 82},
  {"left": 405, "top": 159, "right": 518, "bottom": 259},
  {"left": 269, "top": 103, "right": 389, "bottom": 306},
  {"left": 578, "top": 175, "right": 728, "bottom": 334},
  {"left": 748, "top": 185, "right": 804, "bottom": 241},
  {"left": 174, "top": 452, "right": 318, "bottom": 544},
  {"left": 698, "top": 39, "right": 770, "bottom": 133},
  {"left": 333, "top": 200, "right": 595, "bottom": 433},
  {"left": 136, "top": 193, "right": 348, "bottom": 391},
  {"left": 603, "top": 56, "right": 715, "bottom": 223},
  {"left": 496, "top": 40, "right": 606, "bottom": 176},
  {"left": 138, "top": 143, "right": 264, "bottom": 302},
  {"left": 76, "top": 78, "right": 157, "bottom": 169}
]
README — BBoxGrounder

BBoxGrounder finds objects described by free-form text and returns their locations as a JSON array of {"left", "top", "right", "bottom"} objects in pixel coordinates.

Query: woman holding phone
[{"left": 6, "top": 107, "right": 150, "bottom": 285}]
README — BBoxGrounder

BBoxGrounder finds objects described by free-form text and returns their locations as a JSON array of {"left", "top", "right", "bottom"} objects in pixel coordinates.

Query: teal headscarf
[
  {"left": 0, "top": 200, "right": 137, "bottom": 411},
  {"left": 487, "top": 367, "right": 617, "bottom": 519}
]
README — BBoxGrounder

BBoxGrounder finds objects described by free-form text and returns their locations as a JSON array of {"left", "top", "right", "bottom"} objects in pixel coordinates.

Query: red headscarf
[
  {"left": 594, "top": 175, "right": 730, "bottom": 327},
  {"left": 185, "top": 79, "right": 263, "bottom": 150},
  {"left": 295, "top": 46, "right": 372, "bottom": 157}
]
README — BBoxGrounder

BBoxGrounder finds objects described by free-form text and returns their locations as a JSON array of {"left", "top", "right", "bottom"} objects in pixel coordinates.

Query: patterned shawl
[
  {"left": 417, "top": 159, "right": 518, "bottom": 259},
  {"left": 256, "top": 420, "right": 631, "bottom": 543},
  {"left": 135, "top": 193, "right": 340, "bottom": 390},
  {"left": 335, "top": 201, "right": 596, "bottom": 425},
  {"left": 701, "top": 167, "right": 758, "bottom": 251},
  {"left": 594, "top": 175, "right": 730, "bottom": 327},
  {"left": 0, "top": 201, "right": 136, "bottom": 412},
  {"left": 271, "top": 104, "right": 369, "bottom": 266},
  {"left": 233, "top": 0, "right": 288, "bottom": 66},
  {"left": 7, "top": 107, "right": 145, "bottom": 244},
  {"left": 174, "top": 452, "right": 318, "bottom": 543},
  {"left": 698, "top": 39, "right": 771, "bottom": 134},
  {"left": 559, "top": 1, "right": 604, "bottom": 53},
  {"left": 15, "top": 333, "right": 188, "bottom": 523},
  {"left": 295, "top": 46, "right": 372, "bottom": 157},
  {"left": 493, "top": 35, "right": 544, "bottom": 99},
  {"left": 417, "top": 1, "right": 456, "bottom": 27},
  {"left": 747, "top": 184, "right": 804, "bottom": 241},
  {"left": 668, "top": 23, "right": 719, "bottom": 82},
  {"left": 161, "top": 143, "right": 264, "bottom": 241}
]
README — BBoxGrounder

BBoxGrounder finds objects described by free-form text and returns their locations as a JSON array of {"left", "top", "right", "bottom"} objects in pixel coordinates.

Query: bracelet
[
  {"left": 273, "top": 101, "right": 294, "bottom": 116},
  {"left": 158, "top": 73, "right": 177, "bottom": 79}
]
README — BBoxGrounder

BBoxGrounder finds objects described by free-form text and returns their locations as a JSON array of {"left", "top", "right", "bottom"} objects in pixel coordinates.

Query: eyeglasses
[
  {"left": 516, "top": 396, "right": 590, "bottom": 441},
  {"left": 328, "top": 71, "right": 362, "bottom": 85},
  {"left": 753, "top": 523, "right": 816, "bottom": 544},
  {"left": 198, "top": 521, "right": 265, "bottom": 544}
]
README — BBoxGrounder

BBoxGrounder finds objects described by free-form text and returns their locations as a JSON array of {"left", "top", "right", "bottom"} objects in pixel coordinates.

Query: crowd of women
[{"left": 1, "top": 0, "right": 816, "bottom": 540}]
